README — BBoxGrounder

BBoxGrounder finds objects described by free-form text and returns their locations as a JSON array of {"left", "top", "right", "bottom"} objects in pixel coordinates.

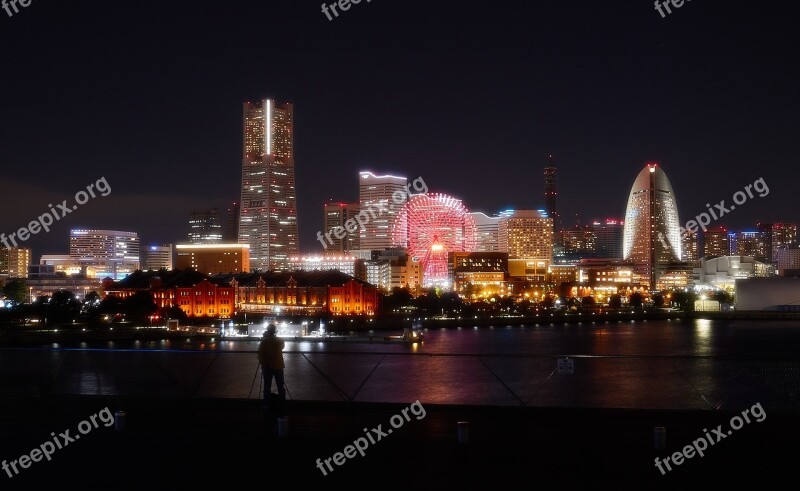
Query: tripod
[{"left": 250, "top": 361, "right": 292, "bottom": 401}]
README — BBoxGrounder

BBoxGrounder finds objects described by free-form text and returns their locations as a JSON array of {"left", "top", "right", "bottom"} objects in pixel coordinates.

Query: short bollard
[
  {"left": 115, "top": 411, "right": 127, "bottom": 432},
  {"left": 457, "top": 421, "right": 470, "bottom": 444},
  {"left": 654, "top": 426, "right": 666, "bottom": 449},
  {"left": 278, "top": 417, "right": 289, "bottom": 438}
]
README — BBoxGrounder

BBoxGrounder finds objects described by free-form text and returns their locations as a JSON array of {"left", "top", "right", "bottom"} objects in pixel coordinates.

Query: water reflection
[{"left": 694, "top": 319, "right": 713, "bottom": 355}]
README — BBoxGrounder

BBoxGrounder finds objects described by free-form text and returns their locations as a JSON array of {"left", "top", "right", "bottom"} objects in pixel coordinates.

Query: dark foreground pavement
[{"left": 1, "top": 395, "right": 797, "bottom": 489}]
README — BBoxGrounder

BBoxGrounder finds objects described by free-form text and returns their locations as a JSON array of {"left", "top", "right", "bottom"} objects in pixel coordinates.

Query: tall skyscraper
[
  {"left": 703, "top": 226, "right": 730, "bottom": 258},
  {"left": 544, "top": 155, "right": 559, "bottom": 240},
  {"left": 593, "top": 219, "right": 624, "bottom": 259},
  {"left": 469, "top": 212, "right": 503, "bottom": 252},
  {"left": 323, "top": 202, "right": 361, "bottom": 252},
  {"left": 188, "top": 209, "right": 223, "bottom": 244},
  {"left": 622, "top": 164, "right": 681, "bottom": 289},
  {"left": 499, "top": 210, "right": 553, "bottom": 261},
  {"left": 69, "top": 229, "right": 140, "bottom": 280},
  {"left": 240, "top": 99, "right": 299, "bottom": 271},
  {"left": 359, "top": 171, "right": 408, "bottom": 251}
]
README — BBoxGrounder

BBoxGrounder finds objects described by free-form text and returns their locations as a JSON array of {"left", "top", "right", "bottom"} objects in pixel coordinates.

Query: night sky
[{"left": 1, "top": 0, "right": 797, "bottom": 260}]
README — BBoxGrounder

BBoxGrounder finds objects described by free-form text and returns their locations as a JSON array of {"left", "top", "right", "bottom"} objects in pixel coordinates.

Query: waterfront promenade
[
  {"left": 2, "top": 319, "right": 799, "bottom": 488},
  {"left": 1, "top": 394, "right": 796, "bottom": 489}
]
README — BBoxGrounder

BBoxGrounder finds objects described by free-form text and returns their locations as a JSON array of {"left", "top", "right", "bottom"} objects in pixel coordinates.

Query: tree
[
  {"left": 609, "top": 294, "right": 622, "bottom": 309},
  {"left": 2, "top": 279, "right": 27, "bottom": 304},
  {"left": 714, "top": 290, "right": 733, "bottom": 304},
  {"left": 582, "top": 296, "right": 595, "bottom": 307},
  {"left": 121, "top": 291, "right": 158, "bottom": 322},
  {"left": 381, "top": 287, "right": 413, "bottom": 313},
  {"left": 629, "top": 292, "right": 644, "bottom": 310},
  {"left": 652, "top": 293, "right": 665, "bottom": 308}
]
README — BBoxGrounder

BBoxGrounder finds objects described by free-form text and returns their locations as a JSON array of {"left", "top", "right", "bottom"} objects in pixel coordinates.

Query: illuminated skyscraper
[
  {"left": 69, "top": 229, "right": 140, "bottom": 280},
  {"left": 239, "top": 99, "right": 298, "bottom": 271},
  {"left": 359, "top": 172, "right": 408, "bottom": 251},
  {"left": 1, "top": 247, "right": 31, "bottom": 278},
  {"left": 499, "top": 210, "right": 553, "bottom": 262},
  {"left": 561, "top": 225, "right": 595, "bottom": 259},
  {"left": 681, "top": 230, "right": 699, "bottom": 263},
  {"left": 323, "top": 202, "right": 361, "bottom": 252},
  {"left": 729, "top": 231, "right": 769, "bottom": 261},
  {"left": 593, "top": 219, "right": 624, "bottom": 259},
  {"left": 469, "top": 212, "right": 503, "bottom": 252},
  {"left": 759, "top": 222, "right": 797, "bottom": 264},
  {"left": 703, "top": 226, "right": 730, "bottom": 258},
  {"left": 622, "top": 164, "right": 681, "bottom": 289},
  {"left": 189, "top": 209, "right": 223, "bottom": 244}
]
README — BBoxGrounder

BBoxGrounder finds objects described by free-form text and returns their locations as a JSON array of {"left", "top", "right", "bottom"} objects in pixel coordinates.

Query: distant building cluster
[{"left": 6, "top": 98, "right": 799, "bottom": 315}]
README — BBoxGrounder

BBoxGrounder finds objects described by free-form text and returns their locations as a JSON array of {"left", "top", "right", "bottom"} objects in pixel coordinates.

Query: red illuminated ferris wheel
[{"left": 393, "top": 193, "right": 476, "bottom": 287}]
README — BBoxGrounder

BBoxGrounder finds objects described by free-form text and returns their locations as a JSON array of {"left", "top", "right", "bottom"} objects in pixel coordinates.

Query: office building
[
  {"left": 364, "top": 260, "right": 392, "bottom": 291},
  {"left": 224, "top": 202, "right": 240, "bottom": 243},
  {"left": 508, "top": 258, "right": 550, "bottom": 284},
  {"left": 359, "top": 171, "right": 408, "bottom": 250},
  {"left": 449, "top": 251, "right": 508, "bottom": 293},
  {"left": 176, "top": 244, "right": 250, "bottom": 275},
  {"left": 593, "top": 219, "right": 624, "bottom": 259},
  {"left": 550, "top": 264, "right": 578, "bottom": 287},
  {"left": 703, "top": 226, "right": 730, "bottom": 258},
  {"left": 759, "top": 222, "right": 797, "bottom": 264},
  {"left": 561, "top": 225, "right": 595, "bottom": 260},
  {"left": 775, "top": 244, "right": 800, "bottom": 276},
  {"left": 70, "top": 229, "right": 140, "bottom": 280},
  {"left": 729, "top": 231, "right": 769, "bottom": 262},
  {"left": 499, "top": 210, "right": 554, "bottom": 262},
  {"left": 2, "top": 248, "right": 32, "bottom": 278},
  {"left": 544, "top": 155, "right": 560, "bottom": 240},
  {"left": 622, "top": 164, "right": 682, "bottom": 289},
  {"left": 188, "top": 209, "right": 223, "bottom": 244},
  {"left": 288, "top": 255, "right": 363, "bottom": 278},
  {"left": 681, "top": 230, "right": 699, "bottom": 263},
  {"left": 470, "top": 212, "right": 503, "bottom": 252},
  {"left": 142, "top": 244, "right": 174, "bottom": 271},
  {"left": 322, "top": 202, "right": 361, "bottom": 252},
  {"left": 240, "top": 99, "right": 299, "bottom": 271}
]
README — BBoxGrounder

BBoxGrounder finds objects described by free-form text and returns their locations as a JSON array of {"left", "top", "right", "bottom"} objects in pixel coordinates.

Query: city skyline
[{"left": 0, "top": 1, "right": 796, "bottom": 264}]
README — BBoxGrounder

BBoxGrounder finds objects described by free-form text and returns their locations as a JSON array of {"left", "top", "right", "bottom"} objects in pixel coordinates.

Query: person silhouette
[{"left": 257, "top": 324, "right": 286, "bottom": 412}]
